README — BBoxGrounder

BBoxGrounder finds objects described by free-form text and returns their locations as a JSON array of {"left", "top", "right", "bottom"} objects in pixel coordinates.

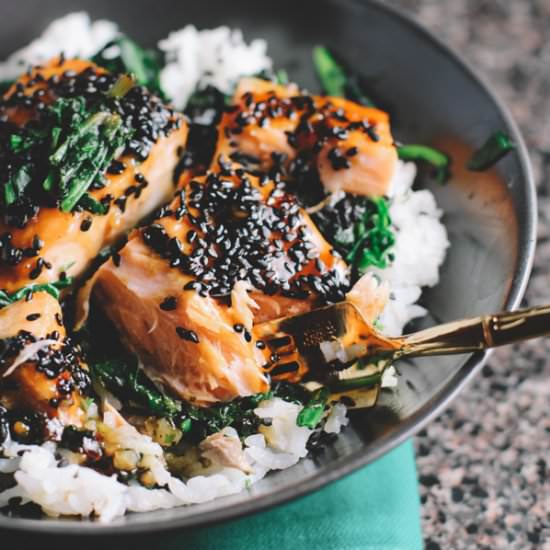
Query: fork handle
[{"left": 399, "top": 305, "right": 550, "bottom": 358}]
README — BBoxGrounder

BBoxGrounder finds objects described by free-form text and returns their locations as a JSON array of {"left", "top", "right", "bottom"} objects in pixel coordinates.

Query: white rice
[
  {"left": 0, "top": 15, "right": 449, "bottom": 521},
  {"left": 323, "top": 403, "right": 350, "bottom": 434},
  {"left": 0, "top": 12, "right": 119, "bottom": 82},
  {"left": 158, "top": 26, "right": 272, "bottom": 109},
  {"left": 0, "top": 11, "right": 273, "bottom": 111},
  {"left": 373, "top": 161, "right": 449, "bottom": 335},
  {"left": 0, "top": 397, "right": 324, "bottom": 522}
]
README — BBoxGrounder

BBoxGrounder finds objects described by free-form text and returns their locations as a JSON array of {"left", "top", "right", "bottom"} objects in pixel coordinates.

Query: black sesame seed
[
  {"left": 364, "top": 125, "right": 380, "bottom": 142},
  {"left": 327, "top": 147, "right": 351, "bottom": 170},
  {"left": 80, "top": 217, "right": 92, "bottom": 232},
  {"left": 183, "top": 281, "right": 199, "bottom": 291},
  {"left": 159, "top": 296, "right": 178, "bottom": 311},
  {"left": 32, "top": 235, "right": 43, "bottom": 251},
  {"left": 139, "top": 145, "right": 351, "bottom": 303},
  {"left": 114, "top": 196, "right": 127, "bottom": 213},
  {"left": 23, "top": 246, "right": 38, "bottom": 258},
  {"left": 175, "top": 327, "right": 200, "bottom": 343},
  {"left": 29, "top": 263, "right": 43, "bottom": 280}
]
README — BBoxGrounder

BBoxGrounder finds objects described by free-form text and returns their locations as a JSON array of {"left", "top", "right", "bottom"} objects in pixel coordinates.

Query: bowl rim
[{"left": 0, "top": 0, "right": 537, "bottom": 536}]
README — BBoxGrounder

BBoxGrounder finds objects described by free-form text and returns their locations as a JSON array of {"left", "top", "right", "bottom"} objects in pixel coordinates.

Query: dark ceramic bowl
[{"left": 0, "top": 0, "right": 536, "bottom": 536}]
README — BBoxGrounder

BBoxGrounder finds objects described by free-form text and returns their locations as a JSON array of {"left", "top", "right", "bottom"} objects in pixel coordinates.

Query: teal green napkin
[{"left": 167, "top": 440, "right": 422, "bottom": 550}]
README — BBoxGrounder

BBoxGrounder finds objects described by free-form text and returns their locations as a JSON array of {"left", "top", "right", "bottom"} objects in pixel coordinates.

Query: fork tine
[
  {"left": 256, "top": 330, "right": 309, "bottom": 382},
  {"left": 269, "top": 361, "right": 302, "bottom": 378},
  {"left": 253, "top": 301, "right": 401, "bottom": 384},
  {"left": 255, "top": 302, "right": 352, "bottom": 349},
  {"left": 263, "top": 334, "right": 294, "bottom": 354}
]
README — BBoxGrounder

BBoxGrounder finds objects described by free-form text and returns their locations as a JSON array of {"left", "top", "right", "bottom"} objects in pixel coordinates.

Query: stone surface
[{"left": 380, "top": 1, "right": 550, "bottom": 548}]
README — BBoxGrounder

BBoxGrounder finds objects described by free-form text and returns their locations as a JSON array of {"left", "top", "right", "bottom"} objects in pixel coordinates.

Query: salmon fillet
[
  {"left": 0, "top": 291, "right": 89, "bottom": 426},
  {"left": 215, "top": 77, "right": 398, "bottom": 198},
  {"left": 0, "top": 58, "right": 188, "bottom": 292},
  {"left": 93, "top": 159, "right": 351, "bottom": 404}
]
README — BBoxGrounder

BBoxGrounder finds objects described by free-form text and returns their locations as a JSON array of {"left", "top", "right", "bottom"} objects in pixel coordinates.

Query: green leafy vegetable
[
  {"left": 345, "top": 74, "right": 375, "bottom": 107},
  {"left": 88, "top": 351, "right": 335, "bottom": 441},
  {"left": 92, "top": 36, "right": 164, "bottom": 97},
  {"left": 77, "top": 193, "right": 108, "bottom": 215},
  {"left": 90, "top": 354, "right": 275, "bottom": 441},
  {"left": 43, "top": 96, "right": 132, "bottom": 212},
  {"left": 329, "top": 372, "right": 383, "bottom": 392},
  {"left": 467, "top": 130, "right": 515, "bottom": 171},
  {"left": 0, "top": 277, "right": 73, "bottom": 308},
  {"left": 3, "top": 165, "right": 32, "bottom": 206},
  {"left": 90, "top": 356, "right": 181, "bottom": 417},
  {"left": 312, "top": 46, "right": 374, "bottom": 106},
  {"left": 312, "top": 195, "right": 395, "bottom": 280},
  {"left": 187, "top": 392, "right": 272, "bottom": 441},
  {"left": 345, "top": 197, "right": 394, "bottom": 272},
  {"left": 275, "top": 69, "right": 289, "bottom": 85},
  {"left": 397, "top": 144, "right": 450, "bottom": 183},
  {"left": 270, "top": 380, "right": 310, "bottom": 404},
  {"left": 2, "top": 180, "right": 16, "bottom": 206},
  {"left": 313, "top": 46, "right": 347, "bottom": 97},
  {"left": 0, "top": 80, "right": 12, "bottom": 95},
  {"left": 180, "top": 418, "right": 192, "bottom": 433},
  {"left": 1, "top": 87, "right": 134, "bottom": 214},
  {"left": 297, "top": 387, "right": 330, "bottom": 428},
  {"left": 1, "top": 126, "right": 48, "bottom": 207}
]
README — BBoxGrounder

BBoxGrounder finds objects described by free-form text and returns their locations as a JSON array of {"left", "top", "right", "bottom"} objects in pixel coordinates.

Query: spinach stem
[{"left": 467, "top": 130, "right": 515, "bottom": 171}]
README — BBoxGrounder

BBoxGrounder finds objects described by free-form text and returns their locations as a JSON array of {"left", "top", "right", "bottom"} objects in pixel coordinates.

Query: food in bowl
[{"left": 0, "top": 12, "right": 512, "bottom": 522}]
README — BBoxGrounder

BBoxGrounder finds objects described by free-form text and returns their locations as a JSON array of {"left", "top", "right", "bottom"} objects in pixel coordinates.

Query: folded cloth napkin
[{"left": 167, "top": 440, "right": 422, "bottom": 550}]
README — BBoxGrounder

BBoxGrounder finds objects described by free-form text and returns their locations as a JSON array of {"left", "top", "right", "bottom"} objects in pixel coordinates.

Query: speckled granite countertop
[{"left": 382, "top": 1, "right": 550, "bottom": 548}]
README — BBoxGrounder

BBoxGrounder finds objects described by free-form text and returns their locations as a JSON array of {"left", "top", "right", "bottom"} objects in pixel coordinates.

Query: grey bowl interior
[{"left": 0, "top": 0, "right": 536, "bottom": 536}]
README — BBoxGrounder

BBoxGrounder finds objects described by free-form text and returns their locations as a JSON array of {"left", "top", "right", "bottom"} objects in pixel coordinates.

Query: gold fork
[{"left": 253, "top": 301, "right": 550, "bottom": 392}]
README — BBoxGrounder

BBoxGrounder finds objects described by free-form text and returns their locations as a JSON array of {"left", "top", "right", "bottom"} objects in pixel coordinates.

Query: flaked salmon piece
[
  {"left": 0, "top": 58, "right": 188, "bottom": 292},
  {"left": 0, "top": 292, "right": 89, "bottom": 426},
  {"left": 346, "top": 272, "right": 389, "bottom": 324},
  {"left": 215, "top": 77, "right": 398, "bottom": 198},
  {"left": 93, "top": 160, "right": 350, "bottom": 404},
  {"left": 95, "top": 253, "right": 268, "bottom": 405},
  {"left": 199, "top": 430, "right": 252, "bottom": 473}
]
